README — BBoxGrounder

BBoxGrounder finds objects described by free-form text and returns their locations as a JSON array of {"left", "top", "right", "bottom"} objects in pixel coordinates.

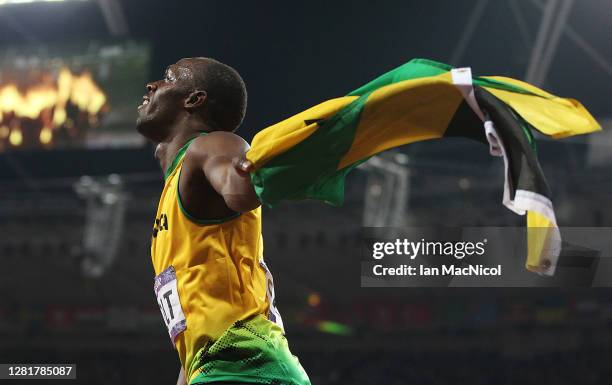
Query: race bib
[{"left": 154, "top": 266, "right": 186, "bottom": 344}]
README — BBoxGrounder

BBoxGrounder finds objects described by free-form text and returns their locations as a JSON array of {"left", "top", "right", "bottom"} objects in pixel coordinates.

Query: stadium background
[{"left": 1, "top": 0, "right": 611, "bottom": 384}]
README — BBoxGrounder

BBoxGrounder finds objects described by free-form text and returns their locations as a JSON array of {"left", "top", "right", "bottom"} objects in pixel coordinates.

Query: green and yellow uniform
[{"left": 151, "top": 137, "right": 310, "bottom": 385}]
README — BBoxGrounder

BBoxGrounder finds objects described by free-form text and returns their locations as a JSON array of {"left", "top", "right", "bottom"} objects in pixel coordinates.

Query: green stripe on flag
[
  {"left": 518, "top": 114, "right": 537, "bottom": 152},
  {"left": 474, "top": 77, "right": 540, "bottom": 97},
  {"left": 348, "top": 58, "right": 451, "bottom": 96}
]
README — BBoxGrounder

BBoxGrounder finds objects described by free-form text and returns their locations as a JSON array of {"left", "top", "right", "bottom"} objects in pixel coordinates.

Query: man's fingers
[
  {"left": 235, "top": 157, "right": 254, "bottom": 173},
  {"left": 241, "top": 160, "right": 254, "bottom": 172}
]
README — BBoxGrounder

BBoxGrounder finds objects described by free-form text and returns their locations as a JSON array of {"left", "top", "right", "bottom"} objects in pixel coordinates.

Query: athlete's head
[{"left": 136, "top": 57, "right": 247, "bottom": 142}]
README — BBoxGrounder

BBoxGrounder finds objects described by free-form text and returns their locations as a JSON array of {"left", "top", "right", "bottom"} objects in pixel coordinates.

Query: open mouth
[{"left": 138, "top": 96, "right": 150, "bottom": 109}]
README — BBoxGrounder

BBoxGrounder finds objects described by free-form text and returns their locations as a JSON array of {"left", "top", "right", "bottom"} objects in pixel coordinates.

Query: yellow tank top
[{"left": 150, "top": 136, "right": 283, "bottom": 376}]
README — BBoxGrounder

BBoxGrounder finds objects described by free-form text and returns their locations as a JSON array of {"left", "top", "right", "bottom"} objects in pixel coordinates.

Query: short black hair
[{"left": 182, "top": 57, "right": 247, "bottom": 132}]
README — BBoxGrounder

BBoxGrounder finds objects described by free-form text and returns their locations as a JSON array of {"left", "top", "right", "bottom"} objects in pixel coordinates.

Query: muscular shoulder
[
  {"left": 186, "top": 131, "right": 250, "bottom": 163},
  {"left": 178, "top": 132, "right": 251, "bottom": 217}
]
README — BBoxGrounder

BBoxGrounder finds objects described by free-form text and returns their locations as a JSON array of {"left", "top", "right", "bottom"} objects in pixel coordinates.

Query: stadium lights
[{"left": 0, "top": 0, "right": 88, "bottom": 5}]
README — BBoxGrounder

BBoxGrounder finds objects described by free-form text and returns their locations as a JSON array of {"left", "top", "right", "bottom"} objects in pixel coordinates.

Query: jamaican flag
[{"left": 246, "top": 58, "right": 600, "bottom": 276}]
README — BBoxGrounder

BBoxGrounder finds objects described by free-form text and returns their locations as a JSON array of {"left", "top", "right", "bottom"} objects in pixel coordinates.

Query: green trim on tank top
[{"left": 164, "top": 132, "right": 209, "bottom": 181}]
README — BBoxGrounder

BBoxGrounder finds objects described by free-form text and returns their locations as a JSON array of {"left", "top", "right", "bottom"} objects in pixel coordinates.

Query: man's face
[{"left": 135, "top": 61, "right": 195, "bottom": 141}]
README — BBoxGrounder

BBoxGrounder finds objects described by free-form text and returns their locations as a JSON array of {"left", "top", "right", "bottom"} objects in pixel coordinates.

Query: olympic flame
[{"left": 0, "top": 67, "right": 107, "bottom": 149}]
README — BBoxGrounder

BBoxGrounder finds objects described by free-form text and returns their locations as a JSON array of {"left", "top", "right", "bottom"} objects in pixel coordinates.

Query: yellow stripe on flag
[
  {"left": 338, "top": 73, "right": 462, "bottom": 169},
  {"left": 482, "top": 76, "right": 600, "bottom": 139},
  {"left": 526, "top": 210, "right": 557, "bottom": 273}
]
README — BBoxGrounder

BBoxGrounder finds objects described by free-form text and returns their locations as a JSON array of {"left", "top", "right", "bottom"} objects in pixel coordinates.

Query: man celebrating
[{"left": 136, "top": 57, "right": 310, "bottom": 385}]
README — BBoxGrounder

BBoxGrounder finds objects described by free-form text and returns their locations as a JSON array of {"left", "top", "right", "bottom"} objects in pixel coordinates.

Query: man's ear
[{"left": 184, "top": 90, "right": 207, "bottom": 110}]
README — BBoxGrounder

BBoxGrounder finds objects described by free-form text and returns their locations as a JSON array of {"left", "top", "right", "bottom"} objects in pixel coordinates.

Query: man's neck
[
  {"left": 155, "top": 120, "right": 213, "bottom": 174},
  {"left": 156, "top": 132, "right": 193, "bottom": 175}
]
